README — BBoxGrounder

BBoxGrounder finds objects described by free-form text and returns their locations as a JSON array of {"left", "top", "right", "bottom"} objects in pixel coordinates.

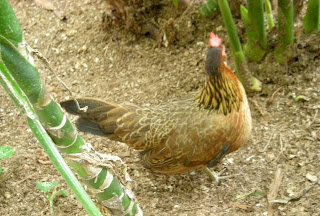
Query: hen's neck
[{"left": 196, "top": 64, "right": 244, "bottom": 115}]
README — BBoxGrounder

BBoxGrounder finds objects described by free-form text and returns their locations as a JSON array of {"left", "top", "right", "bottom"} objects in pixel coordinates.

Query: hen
[{"left": 60, "top": 33, "right": 252, "bottom": 181}]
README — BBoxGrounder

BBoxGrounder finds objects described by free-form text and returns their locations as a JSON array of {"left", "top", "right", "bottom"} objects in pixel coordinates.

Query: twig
[
  {"left": 267, "top": 87, "right": 282, "bottom": 106},
  {"left": 13, "top": 172, "right": 38, "bottom": 186},
  {"left": 273, "top": 134, "right": 284, "bottom": 162},
  {"left": 267, "top": 168, "right": 283, "bottom": 216},
  {"left": 307, "top": 109, "right": 318, "bottom": 128},
  {"left": 270, "top": 181, "right": 319, "bottom": 204},
  {"left": 259, "top": 133, "right": 275, "bottom": 152},
  {"left": 249, "top": 98, "right": 264, "bottom": 115},
  {"left": 31, "top": 49, "right": 73, "bottom": 97},
  {"left": 29, "top": 46, "right": 85, "bottom": 112}
]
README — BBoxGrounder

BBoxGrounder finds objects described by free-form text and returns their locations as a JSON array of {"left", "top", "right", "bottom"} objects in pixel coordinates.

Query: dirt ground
[{"left": 0, "top": 0, "right": 319, "bottom": 215}]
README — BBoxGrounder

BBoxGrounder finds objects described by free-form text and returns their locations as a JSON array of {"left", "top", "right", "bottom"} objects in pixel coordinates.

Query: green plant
[
  {"left": 0, "top": 0, "right": 142, "bottom": 215},
  {"left": 201, "top": 0, "right": 320, "bottom": 66},
  {"left": 200, "top": 0, "right": 219, "bottom": 17},
  {"left": 235, "top": 190, "right": 265, "bottom": 200},
  {"left": 264, "top": 0, "right": 275, "bottom": 30},
  {"left": 217, "top": 0, "right": 261, "bottom": 91},
  {"left": 0, "top": 145, "right": 15, "bottom": 175},
  {"left": 303, "top": 0, "right": 320, "bottom": 33},
  {"left": 0, "top": 0, "right": 22, "bottom": 46},
  {"left": 172, "top": 0, "right": 178, "bottom": 8},
  {"left": 241, "top": 0, "right": 267, "bottom": 62},
  {"left": 36, "top": 181, "right": 69, "bottom": 213},
  {"left": 274, "top": 0, "right": 294, "bottom": 63}
]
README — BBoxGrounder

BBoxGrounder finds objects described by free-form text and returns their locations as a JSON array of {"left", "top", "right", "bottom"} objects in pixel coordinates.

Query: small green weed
[
  {"left": 36, "top": 181, "right": 69, "bottom": 213},
  {"left": 0, "top": 145, "right": 15, "bottom": 175}
]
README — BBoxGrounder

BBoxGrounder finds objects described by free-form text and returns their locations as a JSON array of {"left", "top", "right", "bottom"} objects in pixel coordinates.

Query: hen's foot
[{"left": 204, "top": 167, "right": 234, "bottom": 184}]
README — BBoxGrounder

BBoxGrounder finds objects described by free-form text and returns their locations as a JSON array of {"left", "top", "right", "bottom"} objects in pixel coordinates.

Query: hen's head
[
  {"left": 198, "top": 32, "right": 242, "bottom": 114},
  {"left": 206, "top": 32, "right": 226, "bottom": 78}
]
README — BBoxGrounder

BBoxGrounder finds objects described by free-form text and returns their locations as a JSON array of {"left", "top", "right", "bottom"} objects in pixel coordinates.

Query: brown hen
[{"left": 60, "top": 33, "right": 252, "bottom": 181}]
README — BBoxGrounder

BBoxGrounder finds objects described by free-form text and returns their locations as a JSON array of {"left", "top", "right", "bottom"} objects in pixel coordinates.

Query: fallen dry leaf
[
  {"left": 36, "top": 150, "right": 51, "bottom": 165},
  {"left": 229, "top": 201, "right": 249, "bottom": 210},
  {"left": 34, "top": 0, "right": 65, "bottom": 19},
  {"left": 34, "top": 0, "right": 56, "bottom": 11}
]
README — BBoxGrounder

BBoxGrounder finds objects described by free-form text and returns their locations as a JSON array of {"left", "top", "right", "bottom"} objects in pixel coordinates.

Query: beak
[{"left": 221, "top": 45, "right": 227, "bottom": 64}]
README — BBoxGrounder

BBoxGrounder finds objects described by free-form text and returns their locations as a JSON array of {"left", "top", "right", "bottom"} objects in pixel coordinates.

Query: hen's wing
[{"left": 60, "top": 98, "right": 185, "bottom": 150}]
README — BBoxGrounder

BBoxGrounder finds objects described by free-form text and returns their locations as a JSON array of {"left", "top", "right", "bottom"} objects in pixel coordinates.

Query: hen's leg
[{"left": 204, "top": 143, "right": 233, "bottom": 183}]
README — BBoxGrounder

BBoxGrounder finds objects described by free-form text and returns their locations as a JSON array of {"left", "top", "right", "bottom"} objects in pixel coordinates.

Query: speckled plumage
[{"left": 60, "top": 42, "right": 252, "bottom": 175}]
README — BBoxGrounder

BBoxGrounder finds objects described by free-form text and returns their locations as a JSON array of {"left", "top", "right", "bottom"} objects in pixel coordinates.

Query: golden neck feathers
[{"left": 196, "top": 47, "right": 243, "bottom": 115}]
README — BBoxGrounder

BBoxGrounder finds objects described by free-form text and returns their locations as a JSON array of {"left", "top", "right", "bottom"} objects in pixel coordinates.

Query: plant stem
[
  {"left": 0, "top": 0, "right": 22, "bottom": 46},
  {"left": 1, "top": 35, "right": 143, "bottom": 216},
  {"left": 0, "top": 1, "right": 143, "bottom": 214},
  {"left": 0, "top": 59, "right": 102, "bottom": 216},
  {"left": 217, "top": 0, "right": 261, "bottom": 91},
  {"left": 303, "top": 0, "right": 320, "bottom": 33},
  {"left": 172, "top": 0, "right": 178, "bottom": 8},
  {"left": 49, "top": 190, "right": 67, "bottom": 213},
  {"left": 243, "top": 0, "right": 267, "bottom": 62},
  {"left": 240, "top": 5, "right": 249, "bottom": 26},
  {"left": 217, "top": 0, "right": 244, "bottom": 80},
  {"left": 264, "top": 0, "right": 275, "bottom": 30},
  {"left": 275, "top": 0, "right": 294, "bottom": 63}
]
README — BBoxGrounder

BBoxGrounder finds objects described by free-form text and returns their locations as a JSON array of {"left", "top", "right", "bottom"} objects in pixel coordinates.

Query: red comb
[{"left": 209, "top": 32, "right": 222, "bottom": 47}]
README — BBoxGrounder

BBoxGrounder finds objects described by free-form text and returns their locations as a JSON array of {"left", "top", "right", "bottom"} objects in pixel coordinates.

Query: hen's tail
[{"left": 60, "top": 98, "right": 127, "bottom": 137}]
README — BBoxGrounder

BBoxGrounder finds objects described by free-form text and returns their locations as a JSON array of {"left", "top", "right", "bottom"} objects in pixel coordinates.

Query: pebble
[
  {"left": 4, "top": 192, "right": 11, "bottom": 199},
  {"left": 306, "top": 173, "right": 318, "bottom": 182}
]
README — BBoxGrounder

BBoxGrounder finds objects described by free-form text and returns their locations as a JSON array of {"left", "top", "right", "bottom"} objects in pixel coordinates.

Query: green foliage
[
  {"left": 172, "top": 0, "right": 178, "bottom": 8},
  {"left": 0, "top": 145, "right": 15, "bottom": 159},
  {"left": 264, "top": 0, "right": 275, "bottom": 30},
  {"left": 217, "top": 0, "right": 243, "bottom": 76},
  {"left": 0, "top": 1, "right": 142, "bottom": 215},
  {"left": 303, "top": 0, "right": 320, "bottom": 33},
  {"left": 200, "top": 0, "right": 219, "bottom": 17},
  {"left": 275, "top": 0, "right": 294, "bottom": 63},
  {"left": 201, "top": 0, "right": 300, "bottom": 65},
  {"left": 0, "top": 35, "right": 42, "bottom": 104},
  {"left": 235, "top": 190, "right": 265, "bottom": 200},
  {"left": 240, "top": 5, "right": 249, "bottom": 25},
  {"left": 37, "top": 181, "right": 60, "bottom": 193},
  {"left": 0, "top": 2, "right": 102, "bottom": 214},
  {"left": 217, "top": 0, "right": 261, "bottom": 92},
  {"left": 242, "top": 0, "right": 267, "bottom": 62},
  {"left": 0, "top": 145, "right": 15, "bottom": 175},
  {"left": 0, "top": 0, "right": 22, "bottom": 45},
  {"left": 37, "top": 181, "right": 69, "bottom": 213}
]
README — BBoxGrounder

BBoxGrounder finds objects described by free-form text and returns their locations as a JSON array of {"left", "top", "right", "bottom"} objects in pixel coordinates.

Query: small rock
[
  {"left": 66, "top": 30, "right": 76, "bottom": 37},
  {"left": 78, "top": 45, "right": 87, "bottom": 53},
  {"left": 216, "top": 26, "right": 223, "bottom": 31},
  {"left": 4, "top": 192, "right": 11, "bottom": 199},
  {"left": 226, "top": 158, "right": 234, "bottom": 164},
  {"left": 306, "top": 173, "right": 318, "bottom": 182}
]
